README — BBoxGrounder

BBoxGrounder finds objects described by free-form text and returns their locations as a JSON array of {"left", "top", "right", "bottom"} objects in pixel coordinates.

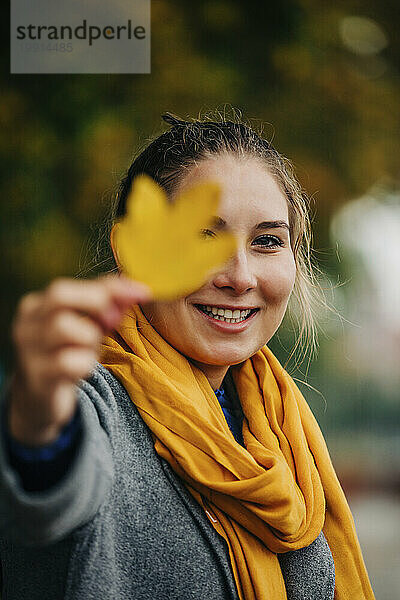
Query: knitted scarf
[{"left": 100, "top": 305, "right": 374, "bottom": 600}]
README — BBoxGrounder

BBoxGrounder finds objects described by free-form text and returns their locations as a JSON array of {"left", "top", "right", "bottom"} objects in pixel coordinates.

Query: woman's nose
[{"left": 212, "top": 247, "right": 257, "bottom": 294}]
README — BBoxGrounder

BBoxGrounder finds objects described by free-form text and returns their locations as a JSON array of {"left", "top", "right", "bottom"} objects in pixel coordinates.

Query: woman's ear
[{"left": 110, "top": 223, "right": 122, "bottom": 269}]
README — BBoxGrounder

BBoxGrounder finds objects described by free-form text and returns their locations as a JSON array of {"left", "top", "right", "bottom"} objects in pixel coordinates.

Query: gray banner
[{"left": 11, "top": 0, "right": 150, "bottom": 74}]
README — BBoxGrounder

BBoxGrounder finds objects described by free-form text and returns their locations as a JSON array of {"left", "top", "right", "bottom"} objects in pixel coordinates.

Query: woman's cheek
[
  {"left": 283, "top": 257, "right": 297, "bottom": 298},
  {"left": 260, "top": 256, "right": 296, "bottom": 302}
]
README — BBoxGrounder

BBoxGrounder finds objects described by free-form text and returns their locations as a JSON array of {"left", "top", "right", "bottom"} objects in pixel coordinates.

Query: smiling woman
[
  {"left": 0, "top": 113, "right": 375, "bottom": 600},
  {"left": 136, "top": 153, "right": 297, "bottom": 388},
  {"left": 114, "top": 114, "right": 320, "bottom": 368}
]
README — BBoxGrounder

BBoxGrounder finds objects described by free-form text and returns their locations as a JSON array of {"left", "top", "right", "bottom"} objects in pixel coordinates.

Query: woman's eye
[
  {"left": 252, "top": 235, "right": 284, "bottom": 249},
  {"left": 200, "top": 230, "right": 284, "bottom": 248},
  {"left": 200, "top": 228, "right": 216, "bottom": 239}
]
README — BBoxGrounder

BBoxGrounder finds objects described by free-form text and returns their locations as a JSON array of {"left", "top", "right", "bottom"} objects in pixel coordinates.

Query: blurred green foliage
[{"left": 1, "top": 0, "right": 400, "bottom": 441}]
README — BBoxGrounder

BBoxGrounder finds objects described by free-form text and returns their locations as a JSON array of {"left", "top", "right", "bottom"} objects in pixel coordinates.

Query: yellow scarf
[{"left": 100, "top": 305, "right": 374, "bottom": 600}]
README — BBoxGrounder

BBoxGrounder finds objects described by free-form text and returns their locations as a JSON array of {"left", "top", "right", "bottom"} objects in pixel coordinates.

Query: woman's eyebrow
[
  {"left": 210, "top": 216, "right": 227, "bottom": 230},
  {"left": 255, "top": 221, "right": 290, "bottom": 232},
  {"left": 210, "top": 217, "right": 290, "bottom": 231}
]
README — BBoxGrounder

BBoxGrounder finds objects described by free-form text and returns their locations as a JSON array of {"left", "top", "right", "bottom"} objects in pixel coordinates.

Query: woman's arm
[
  {"left": 0, "top": 275, "right": 150, "bottom": 545},
  {"left": 0, "top": 375, "right": 115, "bottom": 545},
  {"left": 4, "top": 403, "right": 82, "bottom": 493}
]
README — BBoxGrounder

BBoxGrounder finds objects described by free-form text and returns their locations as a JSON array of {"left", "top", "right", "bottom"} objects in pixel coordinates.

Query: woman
[{"left": 0, "top": 114, "right": 374, "bottom": 599}]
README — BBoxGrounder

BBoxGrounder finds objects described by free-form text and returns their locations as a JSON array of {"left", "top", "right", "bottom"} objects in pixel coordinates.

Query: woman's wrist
[
  {"left": 8, "top": 375, "right": 77, "bottom": 446},
  {"left": 7, "top": 405, "right": 82, "bottom": 461},
  {"left": 8, "top": 406, "right": 66, "bottom": 447}
]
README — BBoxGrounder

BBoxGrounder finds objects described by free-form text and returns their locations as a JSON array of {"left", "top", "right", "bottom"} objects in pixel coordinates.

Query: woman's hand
[{"left": 8, "top": 275, "right": 150, "bottom": 446}]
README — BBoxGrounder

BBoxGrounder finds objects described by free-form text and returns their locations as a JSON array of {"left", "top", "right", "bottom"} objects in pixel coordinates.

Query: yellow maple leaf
[{"left": 111, "top": 174, "right": 237, "bottom": 299}]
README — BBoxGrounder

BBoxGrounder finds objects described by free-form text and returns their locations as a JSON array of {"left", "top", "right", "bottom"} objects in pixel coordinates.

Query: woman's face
[{"left": 140, "top": 153, "right": 296, "bottom": 386}]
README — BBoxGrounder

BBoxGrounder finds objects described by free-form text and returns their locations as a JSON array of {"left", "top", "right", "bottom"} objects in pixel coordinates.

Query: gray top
[{"left": 0, "top": 364, "right": 335, "bottom": 599}]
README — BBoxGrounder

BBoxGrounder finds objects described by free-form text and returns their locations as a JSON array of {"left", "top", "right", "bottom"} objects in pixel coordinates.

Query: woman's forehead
[{"left": 178, "top": 154, "right": 289, "bottom": 222}]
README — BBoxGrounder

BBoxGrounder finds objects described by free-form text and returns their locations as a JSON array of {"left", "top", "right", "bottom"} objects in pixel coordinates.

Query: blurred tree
[{"left": 1, "top": 0, "right": 399, "bottom": 385}]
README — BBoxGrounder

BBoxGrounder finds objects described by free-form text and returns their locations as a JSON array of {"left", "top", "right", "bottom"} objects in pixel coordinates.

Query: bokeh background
[{"left": 1, "top": 1, "right": 399, "bottom": 596}]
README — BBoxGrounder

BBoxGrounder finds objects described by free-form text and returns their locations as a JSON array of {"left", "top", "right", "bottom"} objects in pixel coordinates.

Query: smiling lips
[{"left": 195, "top": 304, "right": 259, "bottom": 324}]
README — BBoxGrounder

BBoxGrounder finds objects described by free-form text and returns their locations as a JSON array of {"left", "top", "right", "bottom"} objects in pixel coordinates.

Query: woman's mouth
[{"left": 194, "top": 304, "right": 259, "bottom": 324}]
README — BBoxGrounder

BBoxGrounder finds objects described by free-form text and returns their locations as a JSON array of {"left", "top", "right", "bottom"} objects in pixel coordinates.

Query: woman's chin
[{"left": 187, "top": 347, "right": 252, "bottom": 368}]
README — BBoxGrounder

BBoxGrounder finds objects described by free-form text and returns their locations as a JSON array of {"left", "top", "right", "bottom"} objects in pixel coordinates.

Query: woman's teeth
[{"left": 198, "top": 305, "right": 254, "bottom": 323}]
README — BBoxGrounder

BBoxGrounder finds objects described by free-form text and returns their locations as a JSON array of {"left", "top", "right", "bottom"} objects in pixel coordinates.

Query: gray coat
[{"left": 0, "top": 364, "right": 335, "bottom": 599}]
